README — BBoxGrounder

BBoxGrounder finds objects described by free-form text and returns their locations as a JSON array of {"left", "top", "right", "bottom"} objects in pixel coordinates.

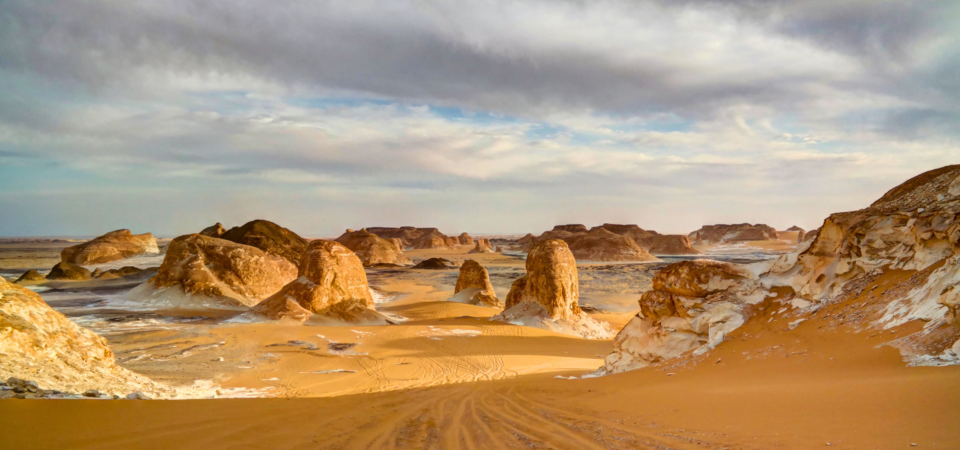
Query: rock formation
[
  {"left": 366, "top": 227, "right": 457, "bottom": 248},
  {"left": 335, "top": 229, "right": 412, "bottom": 266},
  {"left": 412, "top": 258, "right": 458, "bottom": 270},
  {"left": 494, "top": 240, "right": 613, "bottom": 339},
  {"left": 496, "top": 246, "right": 504, "bottom": 253},
  {"left": 46, "top": 262, "right": 92, "bottom": 281},
  {"left": 797, "top": 230, "right": 806, "bottom": 243},
  {"left": 687, "top": 224, "right": 778, "bottom": 243},
  {"left": 601, "top": 260, "right": 764, "bottom": 374},
  {"left": 389, "top": 238, "right": 405, "bottom": 252},
  {"left": 92, "top": 266, "right": 148, "bottom": 280},
  {"left": 138, "top": 234, "right": 297, "bottom": 307},
  {"left": 199, "top": 222, "right": 226, "bottom": 237},
  {"left": 14, "top": 270, "right": 45, "bottom": 284},
  {"left": 564, "top": 228, "right": 660, "bottom": 262},
  {"left": 468, "top": 238, "right": 495, "bottom": 254},
  {"left": 219, "top": 220, "right": 307, "bottom": 266},
  {"left": 411, "top": 229, "right": 453, "bottom": 249},
  {"left": 600, "top": 224, "right": 702, "bottom": 255},
  {"left": 552, "top": 224, "right": 589, "bottom": 233},
  {"left": 803, "top": 228, "right": 820, "bottom": 242},
  {"left": 786, "top": 225, "right": 805, "bottom": 232},
  {"left": 60, "top": 229, "right": 159, "bottom": 265},
  {"left": 446, "top": 236, "right": 460, "bottom": 248},
  {"left": 458, "top": 233, "right": 475, "bottom": 246},
  {"left": 250, "top": 240, "right": 381, "bottom": 323},
  {"left": 450, "top": 260, "right": 503, "bottom": 307},
  {"left": 0, "top": 277, "right": 170, "bottom": 397}
]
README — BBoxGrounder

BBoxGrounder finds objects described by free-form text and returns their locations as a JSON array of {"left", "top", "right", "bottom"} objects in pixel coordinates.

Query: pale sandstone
[
  {"left": 335, "top": 229, "right": 412, "bottom": 266},
  {"left": 61, "top": 229, "right": 159, "bottom": 265},
  {"left": 451, "top": 260, "right": 503, "bottom": 308}
]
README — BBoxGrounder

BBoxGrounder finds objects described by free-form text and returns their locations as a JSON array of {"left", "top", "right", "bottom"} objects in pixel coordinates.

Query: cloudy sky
[{"left": 0, "top": 1, "right": 957, "bottom": 238}]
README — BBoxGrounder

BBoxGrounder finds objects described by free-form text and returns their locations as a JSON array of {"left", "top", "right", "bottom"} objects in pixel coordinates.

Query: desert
[{"left": 1, "top": 2, "right": 959, "bottom": 448}]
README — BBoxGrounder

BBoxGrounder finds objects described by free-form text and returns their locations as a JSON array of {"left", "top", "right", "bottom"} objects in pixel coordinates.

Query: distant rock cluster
[{"left": 688, "top": 223, "right": 778, "bottom": 244}]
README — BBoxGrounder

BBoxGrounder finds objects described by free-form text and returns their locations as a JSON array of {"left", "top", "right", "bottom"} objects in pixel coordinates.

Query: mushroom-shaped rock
[
  {"left": 136, "top": 234, "right": 297, "bottom": 307},
  {"left": 219, "top": 220, "right": 307, "bottom": 266},
  {"left": 494, "top": 240, "right": 613, "bottom": 339},
  {"left": 60, "top": 229, "right": 159, "bottom": 265},
  {"left": 335, "top": 229, "right": 412, "bottom": 266},
  {"left": 601, "top": 260, "right": 763, "bottom": 375},
  {"left": 15, "top": 270, "right": 46, "bottom": 284},
  {"left": 250, "top": 240, "right": 378, "bottom": 322},
  {"left": 46, "top": 262, "right": 92, "bottom": 281},
  {"left": 458, "top": 233, "right": 475, "bottom": 246},
  {"left": 199, "top": 223, "right": 226, "bottom": 237},
  {"left": 0, "top": 277, "right": 170, "bottom": 397},
  {"left": 565, "top": 228, "right": 660, "bottom": 262},
  {"left": 450, "top": 260, "right": 503, "bottom": 308},
  {"left": 468, "top": 238, "right": 494, "bottom": 254}
]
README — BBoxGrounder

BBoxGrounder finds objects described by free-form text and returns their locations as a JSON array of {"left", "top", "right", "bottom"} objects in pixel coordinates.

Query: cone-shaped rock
[
  {"left": 450, "top": 260, "right": 503, "bottom": 307},
  {"left": 15, "top": 270, "right": 45, "bottom": 284},
  {"left": 61, "top": 229, "right": 159, "bottom": 265}
]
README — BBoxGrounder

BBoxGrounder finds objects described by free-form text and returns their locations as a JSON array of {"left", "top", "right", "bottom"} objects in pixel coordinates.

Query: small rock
[
  {"left": 126, "top": 391, "right": 151, "bottom": 400},
  {"left": 83, "top": 389, "right": 102, "bottom": 398}
]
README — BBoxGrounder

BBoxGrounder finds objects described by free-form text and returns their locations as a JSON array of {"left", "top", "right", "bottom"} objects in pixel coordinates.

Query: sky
[{"left": 0, "top": 0, "right": 958, "bottom": 238}]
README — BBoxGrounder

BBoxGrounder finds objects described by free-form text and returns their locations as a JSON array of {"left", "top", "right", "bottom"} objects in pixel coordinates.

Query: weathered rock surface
[
  {"left": 250, "top": 240, "right": 380, "bottom": 322},
  {"left": 601, "top": 260, "right": 764, "bottom": 374},
  {"left": 335, "top": 229, "right": 412, "bottom": 266},
  {"left": 458, "top": 233, "right": 475, "bottom": 246},
  {"left": 802, "top": 227, "right": 820, "bottom": 242},
  {"left": 450, "top": 260, "right": 503, "bottom": 308},
  {"left": 565, "top": 228, "right": 660, "bottom": 262},
  {"left": 496, "top": 246, "right": 504, "bottom": 253},
  {"left": 786, "top": 225, "right": 805, "bottom": 232},
  {"left": 601, "top": 224, "right": 700, "bottom": 255},
  {"left": 15, "top": 270, "right": 45, "bottom": 284},
  {"left": 61, "top": 229, "right": 160, "bottom": 265},
  {"left": 219, "top": 220, "right": 307, "bottom": 266},
  {"left": 199, "top": 223, "right": 226, "bottom": 237},
  {"left": 0, "top": 277, "right": 170, "bottom": 397},
  {"left": 142, "top": 234, "right": 297, "bottom": 307},
  {"left": 552, "top": 224, "right": 589, "bottom": 233},
  {"left": 366, "top": 227, "right": 455, "bottom": 248},
  {"left": 389, "top": 238, "right": 405, "bottom": 252},
  {"left": 468, "top": 238, "right": 494, "bottom": 254},
  {"left": 494, "top": 240, "right": 613, "bottom": 339},
  {"left": 410, "top": 229, "right": 453, "bottom": 249},
  {"left": 687, "top": 224, "right": 778, "bottom": 243},
  {"left": 412, "top": 258, "right": 458, "bottom": 270},
  {"left": 46, "top": 262, "right": 92, "bottom": 281},
  {"left": 92, "top": 266, "right": 146, "bottom": 280}
]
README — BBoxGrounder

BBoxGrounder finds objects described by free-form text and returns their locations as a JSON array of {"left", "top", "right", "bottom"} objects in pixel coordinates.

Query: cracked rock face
[
  {"left": 451, "top": 260, "right": 503, "bottom": 308},
  {"left": 60, "top": 229, "right": 159, "bottom": 265},
  {"left": 146, "top": 234, "right": 297, "bottom": 307},
  {"left": 495, "top": 240, "right": 613, "bottom": 339},
  {"left": 335, "top": 229, "right": 412, "bottom": 266},
  {"left": 0, "top": 277, "right": 169, "bottom": 397},
  {"left": 251, "top": 240, "right": 376, "bottom": 321}
]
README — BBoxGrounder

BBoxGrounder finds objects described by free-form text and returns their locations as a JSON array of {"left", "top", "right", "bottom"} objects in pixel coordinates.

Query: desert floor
[{"left": 1, "top": 239, "right": 958, "bottom": 449}]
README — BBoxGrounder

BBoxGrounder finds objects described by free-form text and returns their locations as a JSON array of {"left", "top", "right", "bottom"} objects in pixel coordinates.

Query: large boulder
[
  {"left": 458, "top": 233, "right": 475, "bottom": 246},
  {"left": 199, "top": 223, "right": 226, "bottom": 237},
  {"left": 565, "top": 228, "right": 660, "bottom": 262},
  {"left": 412, "top": 258, "right": 458, "bottom": 270},
  {"left": 601, "top": 260, "right": 763, "bottom": 374},
  {"left": 0, "top": 277, "right": 170, "bottom": 397},
  {"left": 250, "top": 240, "right": 378, "bottom": 322},
  {"left": 494, "top": 240, "right": 613, "bottom": 339},
  {"left": 450, "top": 260, "right": 503, "bottom": 307},
  {"left": 60, "top": 229, "right": 159, "bottom": 265},
  {"left": 687, "top": 224, "right": 778, "bottom": 243},
  {"left": 467, "top": 238, "right": 494, "bottom": 254},
  {"left": 141, "top": 234, "right": 297, "bottom": 307},
  {"left": 219, "top": 220, "right": 307, "bottom": 266},
  {"left": 335, "top": 229, "right": 412, "bottom": 266},
  {"left": 15, "top": 270, "right": 45, "bottom": 284},
  {"left": 46, "top": 262, "right": 92, "bottom": 281}
]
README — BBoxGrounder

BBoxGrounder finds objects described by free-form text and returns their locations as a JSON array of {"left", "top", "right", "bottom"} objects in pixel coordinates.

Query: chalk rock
[
  {"left": 335, "top": 229, "right": 412, "bottom": 266},
  {"left": 389, "top": 238, "right": 405, "bottom": 252},
  {"left": 411, "top": 230, "right": 453, "bottom": 249},
  {"left": 14, "top": 270, "right": 45, "bottom": 284},
  {"left": 250, "top": 240, "right": 377, "bottom": 322},
  {"left": 496, "top": 246, "right": 504, "bottom": 253},
  {"left": 458, "top": 233, "right": 475, "bottom": 246},
  {"left": 601, "top": 260, "right": 762, "bottom": 374},
  {"left": 468, "top": 238, "right": 495, "bottom": 254},
  {"left": 687, "top": 224, "right": 778, "bottom": 244},
  {"left": 61, "top": 230, "right": 159, "bottom": 265},
  {"left": 0, "top": 277, "right": 170, "bottom": 397},
  {"left": 450, "top": 260, "right": 503, "bottom": 308},
  {"left": 565, "top": 228, "right": 660, "bottom": 262},
  {"left": 786, "top": 225, "right": 805, "bottom": 232},
  {"left": 495, "top": 240, "right": 613, "bottom": 339},
  {"left": 220, "top": 220, "right": 307, "bottom": 266},
  {"left": 199, "top": 223, "right": 226, "bottom": 238},
  {"left": 144, "top": 234, "right": 297, "bottom": 307},
  {"left": 412, "top": 258, "right": 458, "bottom": 270},
  {"left": 46, "top": 262, "right": 92, "bottom": 281},
  {"left": 552, "top": 224, "right": 589, "bottom": 233}
]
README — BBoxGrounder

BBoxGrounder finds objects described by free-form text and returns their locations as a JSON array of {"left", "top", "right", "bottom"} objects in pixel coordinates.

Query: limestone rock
[
  {"left": 601, "top": 260, "right": 762, "bottom": 375},
  {"left": 458, "top": 233, "right": 475, "bottom": 246},
  {"left": 199, "top": 223, "right": 226, "bottom": 237},
  {"left": 250, "top": 240, "right": 378, "bottom": 322},
  {"left": 803, "top": 228, "right": 819, "bottom": 242},
  {"left": 450, "top": 260, "right": 503, "bottom": 307},
  {"left": 467, "top": 238, "right": 495, "bottom": 254},
  {"left": 412, "top": 258, "right": 457, "bottom": 270},
  {"left": 61, "top": 229, "right": 159, "bottom": 265},
  {"left": 565, "top": 228, "right": 660, "bottom": 262},
  {"left": 389, "top": 238, "right": 405, "bottom": 252},
  {"left": 687, "top": 224, "right": 778, "bottom": 244},
  {"left": 144, "top": 234, "right": 297, "bottom": 307},
  {"left": 786, "top": 225, "right": 805, "bottom": 232},
  {"left": 410, "top": 229, "right": 453, "bottom": 249},
  {"left": 92, "top": 266, "right": 146, "bottom": 280},
  {"left": 494, "top": 240, "right": 613, "bottom": 339},
  {"left": 496, "top": 246, "right": 504, "bottom": 253},
  {"left": 0, "top": 277, "right": 170, "bottom": 397},
  {"left": 504, "top": 275, "right": 527, "bottom": 309},
  {"left": 446, "top": 237, "right": 460, "bottom": 248},
  {"left": 797, "top": 230, "right": 806, "bottom": 243},
  {"left": 335, "top": 229, "right": 412, "bottom": 266},
  {"left": 219, "top": 220, "right": 307, "bottom": 266},
  {"left": 46, "top": 262, "right": 92, "bottom": 281},
  {"left": 552, "top": 224, "right": 588, "bottom": 233},
  {"left": 14, "top": 270, "right": 45, "bottom": 284}
]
